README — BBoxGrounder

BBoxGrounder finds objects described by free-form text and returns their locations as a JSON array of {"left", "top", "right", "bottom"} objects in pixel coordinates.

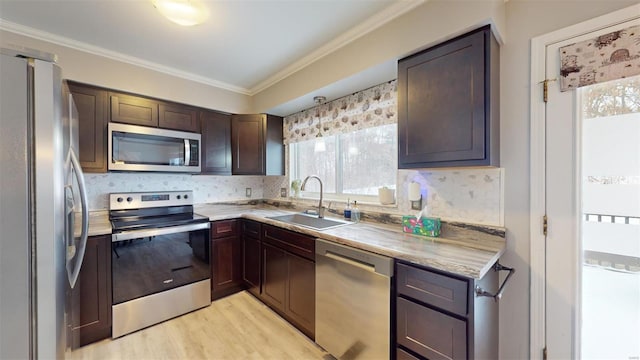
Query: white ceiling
[{"left": 0, "top": 0, "right": 420, "bottom": 102}]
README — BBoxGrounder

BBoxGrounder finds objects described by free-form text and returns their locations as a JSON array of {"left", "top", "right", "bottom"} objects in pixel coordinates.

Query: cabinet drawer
[
  {"left": 211, "top": 219, "right": 238, "bottom": 239},
  {"left": 262, "top": 225, "right": 314, "bottom": 261},
  {"left": 397, "top": 297, "right": 467, "bottom": 360},
  {"left": 242, "top": 220, "right": 261, "bottom": 239},
  {"left": 397, "top": 263, "right": 468, "bottom": 316}
]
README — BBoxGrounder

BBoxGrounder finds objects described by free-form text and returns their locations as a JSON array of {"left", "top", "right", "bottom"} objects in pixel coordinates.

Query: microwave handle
[{"left": 184, "top": 139, "right": 190, "bottom": 166}]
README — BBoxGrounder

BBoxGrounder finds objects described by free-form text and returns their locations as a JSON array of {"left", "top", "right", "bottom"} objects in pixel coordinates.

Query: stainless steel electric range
[{"left": 109, "top": 190, "right": 210, "bottom": 338}]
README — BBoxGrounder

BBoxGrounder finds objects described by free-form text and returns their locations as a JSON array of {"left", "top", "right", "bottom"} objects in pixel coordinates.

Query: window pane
[
  {"left": 290, "top": 124, "right": 397, "bottom": 197},
  {"left": 341, "top": 125, "right": 397, "bottom": 195},
  {"left": 293, "top": 136, "right": 337, "bottom": 193}
]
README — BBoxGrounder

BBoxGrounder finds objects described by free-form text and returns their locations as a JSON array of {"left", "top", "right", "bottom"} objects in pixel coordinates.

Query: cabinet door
[
  {"left": 242, "top": 233, "right": 261, "bottom": 296},
  {"left": 159, "top": 103, "right": 199, "bottom": 132},
  {"left": 231, "top": 114, "right": 265, "bottom": 175},
  {"left": 398, "top": 26, "right": 496, "bottom": 168},
  {"left": 68, "top": 83, "right": 108, "bottom": 173},
  {"left": 261, "top": 242, "right": 287, "bottom": 311},
  {"left": 200, "top": 110, "right": 232, "bottom": 175},
  {"left": 211, "top": 236, "right": 242, "bottom": 300},
  {"left": 69, "top": 235, "right": 112, "bottom": 348},
  {"left": 286, "top": 252, "right": 315, "bottom": 339},
  {"left": 110, "top": 93, "right": 158, "bottom": 127},
  {"left": 397, "top": 297, "right": 467, "bottom": 360}
]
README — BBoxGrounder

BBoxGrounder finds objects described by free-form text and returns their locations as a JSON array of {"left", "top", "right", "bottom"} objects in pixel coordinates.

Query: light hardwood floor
[{"left": 68, "top": 291, "right": 328, "bottom": 360}]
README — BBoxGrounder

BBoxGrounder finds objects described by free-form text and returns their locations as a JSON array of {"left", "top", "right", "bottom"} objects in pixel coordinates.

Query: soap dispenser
[
  {"left": 352, "top": 201, "right": 360, "bottom": 223},
  {"left": 344, "top": 199, "right": 351, "bottom": 220}
]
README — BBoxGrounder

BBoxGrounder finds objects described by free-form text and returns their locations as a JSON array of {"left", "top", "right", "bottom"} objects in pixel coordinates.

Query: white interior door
[{"left": 544, "top": 18, "right": 640, "bottom": 360}]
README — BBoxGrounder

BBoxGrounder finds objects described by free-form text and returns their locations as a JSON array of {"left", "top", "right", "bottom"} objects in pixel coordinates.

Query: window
[{"left": 289, "top": 124, "right": 397, "bottom": 201}]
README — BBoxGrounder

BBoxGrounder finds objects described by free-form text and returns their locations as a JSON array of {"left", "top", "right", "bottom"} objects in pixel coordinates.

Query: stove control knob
[
  {"left": 176, "top": 195, "right": 181, "bottom": 200},
  {"left": 126, "top": 197, "right": 133, "bottom": 202},
  {"left": 117, "top": 197, "right": 124, "bottom": 203},
  {"left": 184, "top": 194, "right": 189, "bottom": 199}
]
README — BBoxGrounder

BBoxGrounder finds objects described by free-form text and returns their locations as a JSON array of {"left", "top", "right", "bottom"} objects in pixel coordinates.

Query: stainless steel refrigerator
[{"left": 0, "top": 50, "right": 89, "bottom": 359}]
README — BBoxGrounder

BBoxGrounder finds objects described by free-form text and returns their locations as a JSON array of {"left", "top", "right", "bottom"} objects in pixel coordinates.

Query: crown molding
[
  {"left": 0, "top": 1, "right": 425, "bottom": 97},
  {"left": 247, "top": 0, "right": 426, "bottom": 95},
  {"left": 0, "top": 19, "right": 252, "bottom": 95}
]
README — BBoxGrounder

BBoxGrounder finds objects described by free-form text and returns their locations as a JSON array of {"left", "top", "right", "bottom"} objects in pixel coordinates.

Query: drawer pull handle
[{"left": 475, "top": 262, "right": 515, "bottom": 302}]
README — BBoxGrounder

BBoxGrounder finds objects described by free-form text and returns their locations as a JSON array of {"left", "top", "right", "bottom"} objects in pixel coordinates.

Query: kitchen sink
[{"left": 267, "top": 213, "right": 352, "bottom": 230}]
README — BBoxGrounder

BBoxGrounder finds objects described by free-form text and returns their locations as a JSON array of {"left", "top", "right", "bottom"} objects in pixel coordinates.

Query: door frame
[{"left": 529, "top": 4, "right": 640, "bottom": 359}]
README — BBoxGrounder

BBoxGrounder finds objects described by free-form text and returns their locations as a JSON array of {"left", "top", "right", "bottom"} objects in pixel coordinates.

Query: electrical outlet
[
  {"left": 280, "top": 187, "right": 287, "bottom": 197},
  {"left": 245, "top": 188, "right": 252, "bottom": 198}
]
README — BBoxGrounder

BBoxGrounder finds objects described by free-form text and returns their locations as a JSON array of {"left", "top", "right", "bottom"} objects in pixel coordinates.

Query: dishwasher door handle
[
  {"left": 316, "top": 238, "right": 393, "bottom": 277},
  {"left": 325, "top": 251, "right": 377, "bottom": 273}
]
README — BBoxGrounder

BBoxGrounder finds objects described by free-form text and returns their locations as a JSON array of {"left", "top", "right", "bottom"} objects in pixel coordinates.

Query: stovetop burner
[
  {"left": 110, "top": 212, "right": 210, "bottom": 232},
  {"left": 109, "top": 190, "right": 208, "bottom": 233}
]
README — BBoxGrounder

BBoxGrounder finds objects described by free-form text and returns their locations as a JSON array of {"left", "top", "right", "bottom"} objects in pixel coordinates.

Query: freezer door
[{"left": 0, "top": 53, "right": 32, "bottom": 360}]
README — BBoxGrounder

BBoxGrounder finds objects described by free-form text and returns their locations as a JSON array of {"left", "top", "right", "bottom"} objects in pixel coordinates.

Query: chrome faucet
[{"left": 301, "top": 175, "right": 324, "bottom": 218}]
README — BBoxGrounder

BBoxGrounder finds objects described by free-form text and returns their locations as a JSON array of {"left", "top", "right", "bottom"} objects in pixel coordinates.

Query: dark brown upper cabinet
[
  {"left": 109, "top": 92, "right": 200, "bottom": 133},
  {"left": 109, "top": 92, "right": 159, "bottom": 127},
  {"left": 398, "top": 25, "right": 499, "bottom": 168},
  {"left": 68, "top": 82, "right": 108, "bottom": 173},
  {"left": 231, "top": 114, "right": 284, "bottom": 175},
  {"left": 200, "top": 110, "right": 232, "bottom": 175},
  {"left": 159, "top": 103, "right": 199, "bottom": 132}
]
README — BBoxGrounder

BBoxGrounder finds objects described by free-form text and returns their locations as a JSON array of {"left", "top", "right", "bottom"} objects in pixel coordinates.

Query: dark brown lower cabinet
[
  {"left": 261, "top": 242, "right": 287, "bottom": 310},
  {"left": 210, "top": 220, "right": 244, "bottom": 300},
  {"left": 260, "top": 225, "right": 315, "bottom": 339},
  {"left": 395, "top": 260, "right": 498, "bottom": 360},
  {"left": 285, "top": 252, "right": 315, "bottom": 337},
  {"left": 242, "top": 220, "right": 262, "bottom": 297},
  {"left": 69, "top": 235, "right": 112, "bottom": 348}
]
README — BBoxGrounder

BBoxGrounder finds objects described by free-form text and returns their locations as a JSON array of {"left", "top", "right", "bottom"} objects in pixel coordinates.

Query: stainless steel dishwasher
[{"left": 315, "top": 239, "right": 393, "bottom": 360}]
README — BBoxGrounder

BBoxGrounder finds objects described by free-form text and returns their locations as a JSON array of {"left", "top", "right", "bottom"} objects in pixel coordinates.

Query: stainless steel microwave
[{"left": 108, "top": 122, "right": 201, "bottom": 173}]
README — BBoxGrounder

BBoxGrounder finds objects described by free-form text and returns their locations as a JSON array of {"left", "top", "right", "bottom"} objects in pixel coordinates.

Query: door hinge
[
  {"left": 543, "top": 346, "right": 548, "bottom": 360},
  {"left": 541, "top": 78, "right": 557, "bottom": 103},
  {"left": 543, "top": 215, "right": 548, "bottom": 236}
]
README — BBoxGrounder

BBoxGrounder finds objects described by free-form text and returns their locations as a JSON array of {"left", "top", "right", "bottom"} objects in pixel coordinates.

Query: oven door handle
[{"left": 112, "top": 222, "right": 210, "bottom": 242}]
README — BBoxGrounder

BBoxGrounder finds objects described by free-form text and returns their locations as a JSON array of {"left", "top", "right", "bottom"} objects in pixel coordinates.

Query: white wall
[
  {"left": 0, "top": 30, "right": 251, "bottom": 114},
  {"left": 252, "top": 0, "right": 507, "bottom": 114}
]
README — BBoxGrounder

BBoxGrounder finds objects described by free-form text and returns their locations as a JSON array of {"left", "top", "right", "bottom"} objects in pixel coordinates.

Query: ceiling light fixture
[{"left": 151, "top": 0, "right": 209, "bottom": 27}]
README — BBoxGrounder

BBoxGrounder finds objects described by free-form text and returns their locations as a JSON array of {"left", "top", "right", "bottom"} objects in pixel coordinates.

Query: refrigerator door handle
[{"left": 66, "top": 148, "right": 89, "bottom": 289}]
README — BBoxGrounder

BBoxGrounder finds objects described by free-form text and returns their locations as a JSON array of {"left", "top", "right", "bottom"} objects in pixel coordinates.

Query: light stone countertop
[
  {"left": 195, "top": 203, "right": 505, "bottom": 279},
  {"left": 74, "top": 210, "right": 112, "bottom": 238},
  {"left": 84, "top": 204, "right": 506, "bottom": 279}
]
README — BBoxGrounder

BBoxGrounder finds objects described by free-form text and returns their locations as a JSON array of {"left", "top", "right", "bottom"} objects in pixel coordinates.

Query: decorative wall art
[{"left": 559, "top": 24, "right": 640, "bottom": 91}]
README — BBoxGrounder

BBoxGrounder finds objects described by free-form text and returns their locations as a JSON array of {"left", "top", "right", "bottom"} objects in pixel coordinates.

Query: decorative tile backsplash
[
  {"left": 396, "top": 169, "right": 504, "bottom": 226},
  {"left": 85, "top": 169, "right": 503, "bottom": 226},
  {"left": 84, "top": 173, "right": 264, "bottom": 210}
]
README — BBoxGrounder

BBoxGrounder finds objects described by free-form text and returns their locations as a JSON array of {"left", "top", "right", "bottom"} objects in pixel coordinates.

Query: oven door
[{"left": 111, "top": 222, "right": 210, "bottom": 305}]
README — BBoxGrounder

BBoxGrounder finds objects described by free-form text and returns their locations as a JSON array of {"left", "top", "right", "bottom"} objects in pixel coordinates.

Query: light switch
[{"left": 245, "top": 188, "right": 252, "bottom": 197}]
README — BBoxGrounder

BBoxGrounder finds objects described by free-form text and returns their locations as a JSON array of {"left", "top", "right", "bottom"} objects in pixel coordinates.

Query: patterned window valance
[
  {"left": 560, "top": 24, "right": 640, "bottom": 91},
  {"left": 283, "top": 80, "right": 397, "bottom": 145}
]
